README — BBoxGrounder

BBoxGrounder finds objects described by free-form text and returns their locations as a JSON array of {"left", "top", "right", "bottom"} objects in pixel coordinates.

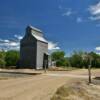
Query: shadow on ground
[{"left": 0, "top": 71, "right": 41, "bottom": 78}]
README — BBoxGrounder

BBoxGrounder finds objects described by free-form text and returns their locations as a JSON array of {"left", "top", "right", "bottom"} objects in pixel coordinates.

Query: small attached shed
[{"left": 19, "top": 26, "right": 48, "bottom": 69}]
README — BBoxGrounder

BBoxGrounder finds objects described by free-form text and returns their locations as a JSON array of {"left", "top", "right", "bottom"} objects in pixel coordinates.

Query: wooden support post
[
  {"left": 44, "top": 60, "right": 47, "bottom": 73},
  {"left": 88, "top": 65, "right": 91, "bottom": 84}
]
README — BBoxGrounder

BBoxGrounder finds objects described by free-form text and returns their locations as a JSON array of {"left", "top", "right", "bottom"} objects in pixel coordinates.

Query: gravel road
[{"left": 0, "top": 69, "right": 99, "bottom": 100}]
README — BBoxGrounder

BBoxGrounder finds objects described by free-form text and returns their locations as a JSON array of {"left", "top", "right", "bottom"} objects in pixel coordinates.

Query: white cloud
[
  {"left": 59, "top": 6, "right": 75, "bottom": 17},
  {"left": 95, "top": 46, "right": 100, "bottom": 51},
  {"left": 89, "top": 16, "right": 100, "bottom": 21},
  {"left": 4, "top": 40, "right": 10, "bottom": 43},
  {"left": 48, "top": 41, "right": 60, "bottom": 50},
  {"left": 88, "top": 2, "right": 100, "bottom": 21},
  {"left": 89, "top": 2, "right": 100, "bottom": 15},
  {"left": 0, "top": 39, "right": 20, "bottom": 51},
  {"left": 62, "top": 10, "right": 72, "bottom": 16},
  {"left": 96, "top": 52, "right": 100, "bottom": 55},
  {"left": 76, "top": 17, "right": 83, "bottom": 23},
  {"left": 14, "top": 34, "right": 23, "bottom": 40},
  {"left": 10, "top": 42, "right": 19, "bottom": 46},
  {"left": 0, "top": 35, "right": 22, "bottom": 51}
]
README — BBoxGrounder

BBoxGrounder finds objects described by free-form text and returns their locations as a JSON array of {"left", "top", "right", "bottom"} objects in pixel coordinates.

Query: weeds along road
[{"left": 0, "top": 69, "right": 99, "bottom": 100}]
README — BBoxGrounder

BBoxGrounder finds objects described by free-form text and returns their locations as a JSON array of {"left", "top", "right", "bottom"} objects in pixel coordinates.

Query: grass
[{"left": 51, "top": 81, "right": 100, "bottom": 100}]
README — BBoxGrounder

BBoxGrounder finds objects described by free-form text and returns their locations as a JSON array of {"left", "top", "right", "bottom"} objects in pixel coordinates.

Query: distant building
[{"left": 19, "top": 26, "right": 48, "bottom": 69}]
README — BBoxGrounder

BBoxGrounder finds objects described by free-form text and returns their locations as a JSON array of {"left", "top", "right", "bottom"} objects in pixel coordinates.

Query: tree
[
  {"left": 51, "top": 51, "right": 65, "bottom": 61},
  {"left": 0, "top": 50, "right": 6, "bottom": 68},
  {"left": 69, "top": 51, "right": 100, "bottom": 68},
  {"left": 88, "top": 52, "right": 100, "bottom": 68},
  {"left": 5, "top": 50, "right": 19, "bottom": 68},
  {"left": 51, "top": 51, "right": 68, "bottom": 67},
  {"left": 69, "top": 51, "right": 84, "bottom": 68}
]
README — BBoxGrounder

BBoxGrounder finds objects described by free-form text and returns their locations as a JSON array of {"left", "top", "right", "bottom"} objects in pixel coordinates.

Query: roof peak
[{"left": 27, "top": 25, "right": 42, "bottom": 33}]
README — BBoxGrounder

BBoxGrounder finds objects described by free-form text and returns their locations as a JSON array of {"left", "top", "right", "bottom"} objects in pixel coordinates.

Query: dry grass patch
[
  {"left": 0, "top": 77, "right": 9, "bottom": 80},
  {"left": 51, "top": 81, "right": 100, "bottom": 100}
]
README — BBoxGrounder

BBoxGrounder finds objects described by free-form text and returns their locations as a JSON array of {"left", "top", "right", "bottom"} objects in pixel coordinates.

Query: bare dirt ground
[{"left": 0, "top": 69, "right": 99, "bottom": 100}]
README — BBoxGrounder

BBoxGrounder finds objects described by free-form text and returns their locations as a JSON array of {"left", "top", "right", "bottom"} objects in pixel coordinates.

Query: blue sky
[{"left": 0, "top": 0, "right": 100, "bottom": 56}]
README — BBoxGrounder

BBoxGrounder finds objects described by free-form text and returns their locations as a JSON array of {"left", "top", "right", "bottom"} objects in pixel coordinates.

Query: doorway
[{"left": 43, "top": 53, "right": 48, "bottom": 69}]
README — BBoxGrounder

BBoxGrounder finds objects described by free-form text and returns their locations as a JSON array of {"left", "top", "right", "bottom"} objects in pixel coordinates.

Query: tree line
[
  {"left": 0, "top": 50, "right": 100, "bottom": 69},
  {"left": 0, "top": 50, "right": 19, "bottom": 69},
  {"left": 51, "top": 51, "right": 100, "bottom": 68}
]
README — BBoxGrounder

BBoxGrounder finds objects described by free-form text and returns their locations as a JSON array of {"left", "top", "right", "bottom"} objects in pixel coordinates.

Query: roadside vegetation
[
  {"left": 0, "top": 50, "right": 19, "bottom": 69},
  {"left": 51, "top": 50, "right": 100, "bottom": 68},
  {"left": 51, "top": 81, "right": 100, "bottom": 100}
]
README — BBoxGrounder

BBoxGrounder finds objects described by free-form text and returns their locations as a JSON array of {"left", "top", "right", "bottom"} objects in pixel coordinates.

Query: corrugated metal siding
[
  {"left": 20, "top": 35, "right": 37, "bottom": 68},
  {"left": 36, "top": 41, "right": 48, "bottom": 69}
]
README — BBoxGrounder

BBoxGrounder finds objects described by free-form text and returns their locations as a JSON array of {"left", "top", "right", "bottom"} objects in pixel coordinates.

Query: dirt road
[{"left": 0, "top": 69, "right": 99, "bottom": 100}]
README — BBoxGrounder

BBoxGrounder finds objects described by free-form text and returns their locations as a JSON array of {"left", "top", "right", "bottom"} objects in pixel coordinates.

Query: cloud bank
[
  {"left": 0, "top": 35, "right": 60, "bottom": 52},
  {"left": 48, "top": 41, "right": 60, "bottom": 50},
  {"left": 0, "top": 35, "right": 22, "bottom": 51},
  {"left": 89, "top": 1, "right": 100, "bottom": 21},
  {"left": 95, "top": 46, "right": 100, "bottom": 51}
]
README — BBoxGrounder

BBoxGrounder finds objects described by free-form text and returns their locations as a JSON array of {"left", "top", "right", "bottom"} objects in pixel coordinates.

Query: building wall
[
  {"left": 20, "top": 34, "right": 37, "bottom": 68},
  {"left": 36, "top": 41, "right": 48, "bottom": 69}
]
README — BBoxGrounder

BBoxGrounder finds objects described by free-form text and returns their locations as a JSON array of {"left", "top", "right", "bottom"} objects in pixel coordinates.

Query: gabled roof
[
  {"left": 29, "top": 25, "right": 42, "bottom": 33},
  {"left": 26, "top": 25, "right": 48, "bottom": 43},
  {"left": 32, "top": 33, "right": 48, "bottom": 43}
]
